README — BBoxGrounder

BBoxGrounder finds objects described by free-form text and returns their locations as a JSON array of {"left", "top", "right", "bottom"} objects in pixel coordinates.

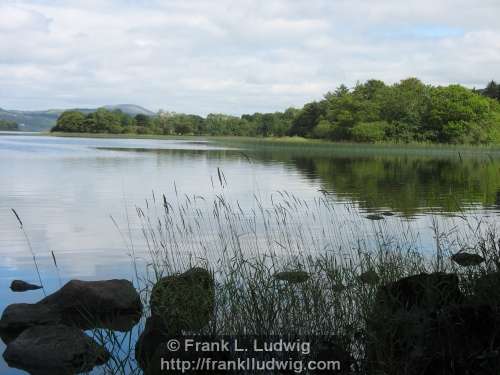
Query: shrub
[{"left": 351, "top": 121, "right": 389, "bottom": 143}]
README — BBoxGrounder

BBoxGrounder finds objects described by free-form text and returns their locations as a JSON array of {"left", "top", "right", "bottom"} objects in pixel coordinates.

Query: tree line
[
  {"left": 0, "top": 120, "right": 19, "bottom": 131},
  {"left": 52, "top": 78, "right": 500, "bottom": 144}
]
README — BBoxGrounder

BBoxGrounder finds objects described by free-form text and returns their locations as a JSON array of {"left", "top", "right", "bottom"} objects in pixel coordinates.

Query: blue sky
[{"left": 0, "top": 0, "right": 499, "bottom": 114}]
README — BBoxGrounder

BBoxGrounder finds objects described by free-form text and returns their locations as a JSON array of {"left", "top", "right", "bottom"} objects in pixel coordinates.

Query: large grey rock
[
  {"left": 150, "top": 267, "right": 215, "bottom": 334},
  {"left": 3, "top": 324, "right": 109, "bottom": 375}
]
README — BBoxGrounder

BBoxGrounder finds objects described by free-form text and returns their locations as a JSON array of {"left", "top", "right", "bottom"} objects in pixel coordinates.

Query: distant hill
[{"left": 0, "top": 104, "right": 155, "bottom": 132}]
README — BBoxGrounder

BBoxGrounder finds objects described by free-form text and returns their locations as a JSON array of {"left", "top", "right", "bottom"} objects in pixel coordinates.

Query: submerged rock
[
  {"left": 451, "top": 252, "right": 485, "bottom": 267},
  {"left": 274, "top": 270, "right": 310, "bottom": 284},
  {"left": 10, "top": 280, "right": 42, "bottom": 292},
  {"left": 150, "top": 267, "right": 215, "bottom": 334},
  {"left": 365, "top": 214, "right": 384, "bottom": 221},
  {"left": 3, "top": 324, "right": 109, "bottom": 375}
]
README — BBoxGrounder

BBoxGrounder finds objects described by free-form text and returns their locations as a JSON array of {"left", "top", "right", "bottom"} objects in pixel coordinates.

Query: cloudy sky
[{"left": 1, "top": 0, "right": 500, "bottom": 114}]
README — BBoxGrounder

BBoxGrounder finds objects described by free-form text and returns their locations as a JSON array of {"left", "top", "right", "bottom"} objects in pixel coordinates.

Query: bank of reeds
[{"left": 94, "top": 184, "right": 500, "bottom": 374}]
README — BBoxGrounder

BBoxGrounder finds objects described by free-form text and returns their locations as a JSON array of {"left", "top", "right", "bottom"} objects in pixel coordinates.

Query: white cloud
[{"left": 0, "top": 0, "right": 499, "bottom": 114}]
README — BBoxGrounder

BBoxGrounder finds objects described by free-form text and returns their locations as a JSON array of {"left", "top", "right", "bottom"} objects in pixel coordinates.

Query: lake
[{"left": 0, "top": 133, "right": 499, "bottom": 374}]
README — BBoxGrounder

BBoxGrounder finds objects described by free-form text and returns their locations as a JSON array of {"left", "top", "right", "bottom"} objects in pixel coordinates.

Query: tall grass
[
  {"left": 11, "top": 208, "right": 46, "bottom": 296},
  {"left": 94, "top": 182, "right": 500, "bottom": 374}
]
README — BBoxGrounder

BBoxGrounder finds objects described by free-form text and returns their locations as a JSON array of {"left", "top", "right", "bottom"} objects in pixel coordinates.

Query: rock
[
  {"left": 311, "top": 336, "right": 354, "bottom": 374},
  {"left": 374, "top": 272, "right": 463, "bottom": 312},
  {"left": 0, "top": 303, "right": 61, "bottom": 343},
  {"left": 150, "top": 267, "right": 214, "bottom": 334},
  {"left": 381, "top": 211, "right": 395, "bottom": 216},
  {"left": 0, "top": 279, "right": 141, "bottom": 343},
  {"left": 3, "top": 324, "right": 109, "bottom": 375},
  {"left": 366, "top": 214, "right": 384, "bottom": 221},
  {"left": 366, "top": 272, "right": 464, "bottom": 375},
  {"left": 136, "top": 317, "right": 231, "bottom": 375},
  {"left": 473, "top": 271, "right": 500, "bottom": 304},
  {"left": 274, "top": 271, "right": 310, "bottom": 284},
  {"left": 451, "top": 252, "right": 485, "bottom": 267},
  {"left": 424, "top": 304, "right": 500, "bottom": 375},
  {"left": 358, "top": 270, "right": 380, "bottom": 285},
  {"left": 10, "top": 280, "right": 42, "bottom": 292},
  {"left": 40, "top": 279, "right": 142, "bottom": 330},
  {"left": 135, "top": 316, "right": 168, "bottom": 372}
]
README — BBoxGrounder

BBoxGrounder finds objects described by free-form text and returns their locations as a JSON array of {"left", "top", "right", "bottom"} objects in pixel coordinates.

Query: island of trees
[
  {"left": 0, "top": 120, "right": 19, "bottom": 131},
  {"left": 51, "top": 78, "right": 500, "bottom": 144}
]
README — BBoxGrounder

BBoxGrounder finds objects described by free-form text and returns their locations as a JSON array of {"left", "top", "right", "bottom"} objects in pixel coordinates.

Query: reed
[
  {"left": 96, "top": 182, "right": 500, "bottom": 374},
  {"left": 11, "top": 208, "right": 46, "bottom": 296}
]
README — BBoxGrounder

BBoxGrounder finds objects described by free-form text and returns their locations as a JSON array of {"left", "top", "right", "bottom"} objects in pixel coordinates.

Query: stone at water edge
[
  {"left": 374, "top": 272, "right": 463, "bottom": 312},
  {"left": 39, "top": 279, "right": 143, "bottom": 329},
  {"left": 366, "top": 272, "right": 465, "bottom": 375},
  {"left": 150, "top": 267, "right": 215, "bottom": 333},
  {"left": 365, "top": 214, "right": 384, "bottom": 221},
  {"left": 3, "top": 324, "right": 109, "bottom": 375},
  {"left": 10, "top": 280, "right": 42, "bottom": 292},
  {"left": 273, "top": 270, "right": 310, "bottom": 284},
  {"left": 358, "top": 270, "right": 380, "bottom": 285},
  {"left": 0, "top": 303, "right": 61, "bottom": 344},
  {"left": 135, "top": 316, "right": 169, "bottom": 372},
  {"left": 451, "top": 252, "right": 485, "bottom": 267},
  {"left": 472, "top": 271, "right": 500, "bottom": 304},
  {"left": 0, "top": 278, "right": 142, "bottom": 343}
]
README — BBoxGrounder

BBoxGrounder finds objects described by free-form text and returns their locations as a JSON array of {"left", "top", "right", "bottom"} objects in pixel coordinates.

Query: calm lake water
[{"left": 0, "top": 133, "right": 499, "bottom": 374}]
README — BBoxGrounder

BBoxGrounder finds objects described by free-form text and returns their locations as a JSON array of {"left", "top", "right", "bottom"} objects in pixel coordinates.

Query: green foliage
[
  {"left": 351, "top": 121, "right": 389, "bottom": 143},
  {"left": 0, "top": 120, "right": 19, "bottom": 131},
  {"left": 312, "top": 119, "right": 337, "bottom": 139},
  {"left": 287, "top": 78, "right": 500, "bottom": 144},
  {"left": 51, "top": 79, "right": 500, "bottom": 144}
]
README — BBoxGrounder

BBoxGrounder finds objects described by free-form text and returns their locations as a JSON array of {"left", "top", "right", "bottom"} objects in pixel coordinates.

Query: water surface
[{"left": 0, "top": 134, "right": 499, "bottom": 374}]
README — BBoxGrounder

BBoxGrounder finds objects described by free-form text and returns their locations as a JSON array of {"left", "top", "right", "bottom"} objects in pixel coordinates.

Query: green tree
[{"left": 52, "top": 111, "right": 86, "bottom": 132}]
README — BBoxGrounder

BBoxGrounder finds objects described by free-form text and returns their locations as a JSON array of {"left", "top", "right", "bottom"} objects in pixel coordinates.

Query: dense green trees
[
  {"left": 52, "top": 79, "right": 500, "bottom": 144},
  {"left": 0, "top": 120, "right": 19, "bottom": 131},
  {"left": 287, "top": 78, "right": 500, "bottom": 144}
]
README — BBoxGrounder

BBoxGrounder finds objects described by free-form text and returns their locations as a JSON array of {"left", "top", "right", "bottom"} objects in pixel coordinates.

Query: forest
[{"left": 51, "top": 78, "right": 500, "bottom": 144}]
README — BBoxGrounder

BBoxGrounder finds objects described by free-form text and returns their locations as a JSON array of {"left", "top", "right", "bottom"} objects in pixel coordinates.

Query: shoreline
[{"left": 42, "top": 132, "right": 500, "bottom": 156}]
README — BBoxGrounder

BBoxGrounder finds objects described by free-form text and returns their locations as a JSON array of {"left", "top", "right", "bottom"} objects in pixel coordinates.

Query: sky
[{"left": 1, "top": 0, "right": 500, "bottom": 115}]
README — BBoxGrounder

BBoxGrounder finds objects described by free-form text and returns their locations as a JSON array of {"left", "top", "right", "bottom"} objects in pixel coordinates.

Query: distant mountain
[
  {"left": 103, "top": 104, "right": 155, "bottom": 116},
  {"left": 0, "top": 104, "right": 155, "bottom": 132}
]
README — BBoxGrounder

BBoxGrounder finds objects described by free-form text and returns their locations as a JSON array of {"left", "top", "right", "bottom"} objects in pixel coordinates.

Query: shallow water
[{"left": 0, "top": 134, "right": 499, "bottom": 374}]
